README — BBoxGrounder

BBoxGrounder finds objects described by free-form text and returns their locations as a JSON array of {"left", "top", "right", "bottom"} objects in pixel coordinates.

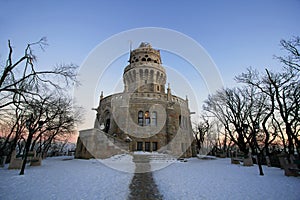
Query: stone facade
[{"left": 75, "top": 42, "right": 196, "bottom": 159}]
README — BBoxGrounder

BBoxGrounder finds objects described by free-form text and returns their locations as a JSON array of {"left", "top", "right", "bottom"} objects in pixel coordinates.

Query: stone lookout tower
[
  {"left": 123, "top": 42, "right": 165, "bottom": 94},
  {"left": 75, "top": 42, "right": 195, "bottom": 159}
]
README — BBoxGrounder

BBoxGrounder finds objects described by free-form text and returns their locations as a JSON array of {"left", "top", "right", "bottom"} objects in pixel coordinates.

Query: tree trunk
[{"left": 19, "top": 129, "right": 34, "bottom": 175}]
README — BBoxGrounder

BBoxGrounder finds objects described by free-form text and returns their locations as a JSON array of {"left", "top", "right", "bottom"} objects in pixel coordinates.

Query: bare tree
[
  {"left": 16, "top": 92, "right": 83, "bottom": 175},
  {"left": 0, "top": 38, "right": 81, "bottom": 175},
  {"left": 236, "top": 37, "right": 300, "bottom": 156},
  {"left": 204, "top": 88, "right": 248, "bottom": 156},
  {"left": 276, "top": 36, "right": 300, "bottom": 72},
  {"left": 0, "top": 38, "right": 78, "bottom": 109},
  {"left": 193, "top": 116, "right": 209, "bottom": 153},
  {"left": 272, "top": 36, "right": 299, "bottom": 155},
  {"left": 27, "top": 94, "right": 83, "bottom": 157}
]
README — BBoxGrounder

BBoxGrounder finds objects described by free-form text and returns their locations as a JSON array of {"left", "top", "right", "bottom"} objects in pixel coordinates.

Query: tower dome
[{"left": 123, "top": 42, "right": 166, "bottom": 93}]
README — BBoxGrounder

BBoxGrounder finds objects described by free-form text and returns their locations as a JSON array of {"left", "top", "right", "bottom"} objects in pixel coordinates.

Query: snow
[
  {"left": 1, "top": 155, "right": 299, "bottom": 200},
  {"left": 0, "top": 156, "right": 134, "bottom": 200},
  {"left": 152, "top": 158, "right": 300, "bottom": 200},
  {"left": 101, "top": 154, "right": 135, "bottom": 173},
  {"left": 196, "top": 154, "right": 217, "bottom": 160},
  {"left": 133, "top": 151, "right": 161, "bottom": 155}
]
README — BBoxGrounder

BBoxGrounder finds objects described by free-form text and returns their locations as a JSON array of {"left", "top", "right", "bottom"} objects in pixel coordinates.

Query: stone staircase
[
  {"left": 133, "top": 154, "right": 151, "bottom": 163},
  {"left": 133, "top": 153, "right": 176, "bottom": 163},
  {"left": 132, "top": 153, "right": 177, "bottom": 173},
  {"left": 148, "top": 153, "right": 177, "bottom": 162}
]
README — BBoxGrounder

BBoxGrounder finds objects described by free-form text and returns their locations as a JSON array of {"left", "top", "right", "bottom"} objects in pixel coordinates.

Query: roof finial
[
  {"left": 129, "top": 40, "right": 132, "bottom": 52},
  {"left": 167, "top": 83, "right": 171, "bottom": 101},
  {"left": 139, "top": 42, "right": 151, "bottom": 48}
]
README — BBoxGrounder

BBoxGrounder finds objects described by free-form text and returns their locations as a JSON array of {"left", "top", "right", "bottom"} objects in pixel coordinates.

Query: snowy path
[
  {"left": 152, "top": 158, "right": 300, "bottom": 200},
  {"left": 128, "top": 154, "right": 163, "bottom": 200}
]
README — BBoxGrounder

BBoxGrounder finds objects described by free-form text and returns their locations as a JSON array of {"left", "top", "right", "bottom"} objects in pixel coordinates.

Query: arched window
[
  {"left": 151, "top": 111, "right": 157, "bottom": 126},
  {"left": 145, "top": 111, "right": 150, "bottom": 126},
  {"left": 138, "top": 111, "right": 143, "bottom": 126}
]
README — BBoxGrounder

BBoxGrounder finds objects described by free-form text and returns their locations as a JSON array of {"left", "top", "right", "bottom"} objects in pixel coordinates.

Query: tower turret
[{"left": 123, "top": 42, "right": 166, "bottom": 93}]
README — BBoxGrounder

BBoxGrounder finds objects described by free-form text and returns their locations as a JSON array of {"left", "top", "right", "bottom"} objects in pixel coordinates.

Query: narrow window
[
  {"left": 104, "top": 119, "right": 110, "bottom": 133},
  {"left": 152, "top": 142, "right": 158, "bottom": 151},
  {"left": 145, "top": 111, "right": 150, "bottom": 126},
  {"left": 157, "top": 85, "right": 160, "bottom": 91},
  {"left": 137, "top": 142, "right": 143, "bottom": 151},
  {"left": 138, "top": 111, "right": 143, "bottom": 126},
  {"left": 179, "top": 115, "right": 182, "bottom": 127},
  {"left": 145, "top": 142, "right": 151, "bottom": 152},
  {"left": 151, "top": 111, "right": 157, "bottom": 126}
]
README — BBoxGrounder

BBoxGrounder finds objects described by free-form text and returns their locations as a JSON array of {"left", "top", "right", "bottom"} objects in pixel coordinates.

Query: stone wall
[{"left": 75, "top": 128, "right": 129, "bottom": 159}]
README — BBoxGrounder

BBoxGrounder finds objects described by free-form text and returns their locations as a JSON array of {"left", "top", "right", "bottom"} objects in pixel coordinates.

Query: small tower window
[{"left": 157, "top": 85, "right": 160, "bottom": 91}]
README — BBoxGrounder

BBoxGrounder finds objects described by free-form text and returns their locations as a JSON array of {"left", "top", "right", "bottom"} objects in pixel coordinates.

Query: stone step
[{"left": 133, "top": 153, "right": 176, "bottom": 163}]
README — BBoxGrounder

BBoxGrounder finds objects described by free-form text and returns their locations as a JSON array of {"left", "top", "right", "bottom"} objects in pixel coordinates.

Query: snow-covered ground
[
  {"left": 0, "top": 155, "right": 299, "bottom": 200},
  {"left": 153, "top": 157, "right": 300, "bottom": 200},
  {"left": 0, "top": 156, "right": 134, "bottom": 200}
]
